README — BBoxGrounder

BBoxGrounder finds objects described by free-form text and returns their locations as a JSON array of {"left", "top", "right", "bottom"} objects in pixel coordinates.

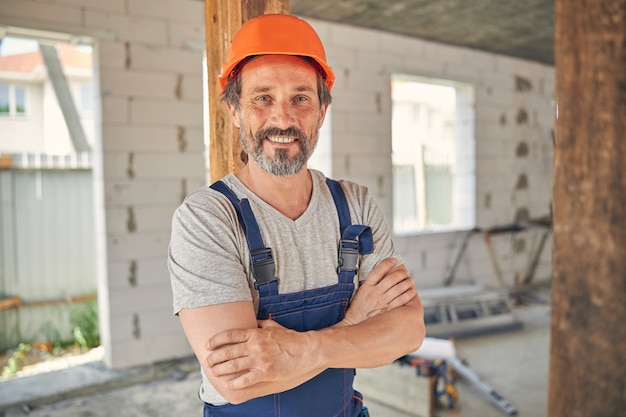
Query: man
[{"left": 168, "top": 13, "right": 425, "bottom": 417}]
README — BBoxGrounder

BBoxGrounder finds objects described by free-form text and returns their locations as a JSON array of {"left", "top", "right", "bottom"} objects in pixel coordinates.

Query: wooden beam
[
  {"left": 205, "top": 0, "right": 290, "bottom": 182},
  {"left": 0, "top": 296, "right": 21, "bottom": 311},
  {"left": 550, "top": 0, "right": 626, "bottom": 415},
  {"left": 20, "top": 293, "right": 97, "bottom": 308}
]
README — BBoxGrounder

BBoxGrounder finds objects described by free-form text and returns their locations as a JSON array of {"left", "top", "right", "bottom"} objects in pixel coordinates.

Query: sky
[{"left": 0, "top": 37, "right": 40, "bottom": 56}]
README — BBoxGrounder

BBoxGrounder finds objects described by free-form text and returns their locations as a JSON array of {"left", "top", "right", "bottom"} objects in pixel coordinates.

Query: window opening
[
  {"left": 392, "top": 75, "right": 475, "bottom": 234},
  {"left": 0, "top": 33, "right": 94, "bottom": 155},
  {"left": 0, "top": 28, "right": 100, "bottom": 364}
]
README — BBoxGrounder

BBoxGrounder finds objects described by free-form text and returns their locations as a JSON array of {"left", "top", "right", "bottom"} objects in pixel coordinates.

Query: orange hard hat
[{"left": 218, "top": 14, "right": 335, "bottom": 92}]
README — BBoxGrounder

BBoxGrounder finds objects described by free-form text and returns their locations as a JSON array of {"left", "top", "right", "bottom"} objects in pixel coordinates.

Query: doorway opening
[{"left": 0, "top": 26, "right": 101, "bottom": 377}]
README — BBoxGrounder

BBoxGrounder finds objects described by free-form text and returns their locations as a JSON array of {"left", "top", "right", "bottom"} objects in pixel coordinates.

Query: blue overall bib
[{"left": 205, "top": 178, "right": 373, "bottom": 417}]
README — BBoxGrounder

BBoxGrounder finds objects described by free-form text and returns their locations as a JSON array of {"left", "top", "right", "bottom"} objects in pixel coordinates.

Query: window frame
[{"left": 0, "top": 83, "right": 29, "bottom": 118}]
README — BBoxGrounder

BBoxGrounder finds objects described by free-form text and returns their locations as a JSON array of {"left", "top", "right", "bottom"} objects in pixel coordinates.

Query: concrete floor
[{"left": 0, "top": 301, "right": 550, "bottom": 417}]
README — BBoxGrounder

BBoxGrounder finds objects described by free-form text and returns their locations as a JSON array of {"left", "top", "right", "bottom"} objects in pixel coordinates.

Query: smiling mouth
[{"left": 267, "top": 136, "right": 297, "bottom": 144}]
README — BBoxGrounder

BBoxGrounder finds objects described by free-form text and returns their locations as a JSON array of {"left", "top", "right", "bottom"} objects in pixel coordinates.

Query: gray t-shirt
[{"left": 168, "top": 169, "right": 398, "bottom": 404}]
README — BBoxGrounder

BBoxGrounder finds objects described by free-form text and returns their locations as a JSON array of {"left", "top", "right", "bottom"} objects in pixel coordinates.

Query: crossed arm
[{"left": 179, "top": 258, "right": 425, "bottom": 405}]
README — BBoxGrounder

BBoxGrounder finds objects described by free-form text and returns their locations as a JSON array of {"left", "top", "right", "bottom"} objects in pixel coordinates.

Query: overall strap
[
  {"left": 325, "top": 179, "right": 374, "bottom": 283},
  {"left": 210, "top": 181, "right": 278, "bottom": 296},
  {"left": 326, "top": 178, "right": 351, "bottom": 234}
]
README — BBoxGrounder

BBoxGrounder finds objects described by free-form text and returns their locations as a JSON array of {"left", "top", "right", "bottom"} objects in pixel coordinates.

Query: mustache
[{"left": 254, "top": 126, "right": 308, "bottom": 142}]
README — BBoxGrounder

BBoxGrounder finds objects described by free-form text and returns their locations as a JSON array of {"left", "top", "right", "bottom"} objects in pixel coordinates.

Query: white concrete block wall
[
  {"left": 0, "top": 0, "right": 205, "bottom": 368},
  {"left": 94, "top": 0, "right": 205, "bottom": 367},
  {"left": 0, "top": 2, "right": 554, "bottom": 369},
  {"left": 310, "top": 18, "right": 554, "bottom": 290}
]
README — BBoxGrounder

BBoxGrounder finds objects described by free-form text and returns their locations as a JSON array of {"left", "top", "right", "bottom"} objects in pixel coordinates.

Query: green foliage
[
  {"left": 70, "top": 300, "right": 100, "bottom": 349},
  {"left": 1, "top": 343, "right": 30, "bottom": 378},
  {"left": 38, "top": 320, "right": 62, "bottom": 345},
  {"left": 1, "top": 300, "right": 100, "bottom": 378}
]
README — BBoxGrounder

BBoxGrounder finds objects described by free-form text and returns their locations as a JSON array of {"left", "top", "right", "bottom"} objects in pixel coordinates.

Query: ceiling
[{"left": 291, "top": 0, "right": 554, "bottom": 65}]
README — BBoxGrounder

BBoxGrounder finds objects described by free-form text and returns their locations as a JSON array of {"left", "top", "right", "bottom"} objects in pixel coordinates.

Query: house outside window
[
  {"left": 79, "top": 82, "right": 93, "bottom": 113},
  {"left": 0, "top": 83, "right": 27, "bottom": 116},
  {"left": 392, "top": 75, "right": 476, "bottom": 234}
]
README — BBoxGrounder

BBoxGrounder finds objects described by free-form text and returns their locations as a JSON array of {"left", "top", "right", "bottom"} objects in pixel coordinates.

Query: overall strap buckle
[
  {"left": 337, "top": 238, "right": 360, "bottom": 273},
  {"left": 250, "top": 248, "right": 277, "bottom": 289}
]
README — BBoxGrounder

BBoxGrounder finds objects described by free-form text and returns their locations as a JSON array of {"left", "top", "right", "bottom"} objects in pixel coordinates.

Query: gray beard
[{"left": 240, "top": 125, "right": 318, "bottom": 177}]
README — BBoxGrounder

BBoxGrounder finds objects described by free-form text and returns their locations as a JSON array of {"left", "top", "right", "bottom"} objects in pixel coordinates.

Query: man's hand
[
  {"left": 340, "top": 258, "right": 417, "bottom": 326},
  {"left": 205, "top": 320, "right": 316, "bottom": 392}
]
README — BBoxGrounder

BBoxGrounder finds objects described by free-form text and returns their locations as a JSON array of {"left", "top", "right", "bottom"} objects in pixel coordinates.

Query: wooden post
[
  {"left": 205, "top": 0, "right": 290, "bottom": 182},
  {"left": 550, "top": 1, "right": 626, "bottom": 415}
]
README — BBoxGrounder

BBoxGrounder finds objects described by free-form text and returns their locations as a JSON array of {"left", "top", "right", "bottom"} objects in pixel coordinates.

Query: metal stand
[{"left": 443, "top": 218, "right": 552, "bottom": 292}]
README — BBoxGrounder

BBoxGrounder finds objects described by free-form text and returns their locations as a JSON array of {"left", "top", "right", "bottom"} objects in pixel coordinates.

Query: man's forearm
[
  {"left": 207, "top": 365, "right": 325, "bottom": 405},
  {"left": 207, "top": 298, "right": 423, "bottom": 404},
  {"left": 201, "top": 276, "right": 424, "bottom": 403},
  {"left": 308, "top": 296, "right": 425, "bottom": 370}
]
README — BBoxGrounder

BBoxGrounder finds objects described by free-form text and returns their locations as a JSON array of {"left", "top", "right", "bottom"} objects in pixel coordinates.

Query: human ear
[
  {"left": 227, "top": 103, "right": 241, "bottom": 128},
  {"left": 317, "top": 104, "right": 329, "bottom": 129}
]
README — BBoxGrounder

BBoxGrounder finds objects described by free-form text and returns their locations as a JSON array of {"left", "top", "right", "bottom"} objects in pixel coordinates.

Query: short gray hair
[{"left": 220, "top": 56, "right": 332, "bottom": 110}]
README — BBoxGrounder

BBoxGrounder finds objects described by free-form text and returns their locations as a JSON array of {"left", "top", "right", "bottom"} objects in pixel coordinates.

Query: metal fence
[{"left": 0, "top": 153, "right": 97, "bottom": 351}]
